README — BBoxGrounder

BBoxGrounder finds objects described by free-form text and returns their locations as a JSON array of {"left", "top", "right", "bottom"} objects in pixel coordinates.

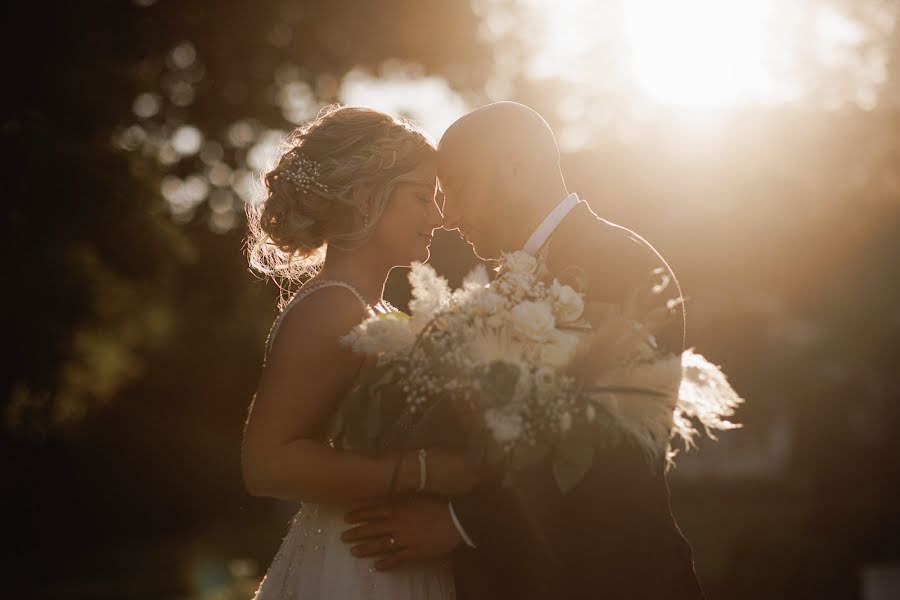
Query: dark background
[{"left": 3, "top": 0, "right": 899, "bottom": 598}]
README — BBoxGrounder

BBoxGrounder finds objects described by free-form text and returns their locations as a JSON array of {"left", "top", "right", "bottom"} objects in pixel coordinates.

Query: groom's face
[{"left": 438, "top": 165, "right": 509, "bottom": 260}]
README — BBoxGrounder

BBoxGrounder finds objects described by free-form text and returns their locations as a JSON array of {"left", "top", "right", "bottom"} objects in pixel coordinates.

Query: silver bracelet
[{"left": 416, "top": 448, "right": 428, "bottom": 493}]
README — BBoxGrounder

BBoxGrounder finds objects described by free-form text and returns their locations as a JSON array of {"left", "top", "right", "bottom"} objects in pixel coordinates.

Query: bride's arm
[{"left": 241, "top": 289, "right": 418, "bottom": 504}]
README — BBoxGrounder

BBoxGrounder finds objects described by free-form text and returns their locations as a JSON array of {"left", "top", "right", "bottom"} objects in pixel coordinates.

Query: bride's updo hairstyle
[{"left": 247, "top": 104, "right": 435, "bottom": 285}]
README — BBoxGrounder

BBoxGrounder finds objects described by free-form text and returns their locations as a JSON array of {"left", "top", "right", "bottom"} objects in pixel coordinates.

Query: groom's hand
[{"left": 341, "top": 495, "right": 463, "bottom": 570}]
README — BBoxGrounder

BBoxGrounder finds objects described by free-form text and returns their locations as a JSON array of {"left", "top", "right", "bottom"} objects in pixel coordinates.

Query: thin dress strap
[{"left": 264, "top": 280, "right": 371, "bottom": 360}]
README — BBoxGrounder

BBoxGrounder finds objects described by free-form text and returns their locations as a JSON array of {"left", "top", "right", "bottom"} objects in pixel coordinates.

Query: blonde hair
[{"left": 247, "top": 105, "right": 435, "bottom": 290}]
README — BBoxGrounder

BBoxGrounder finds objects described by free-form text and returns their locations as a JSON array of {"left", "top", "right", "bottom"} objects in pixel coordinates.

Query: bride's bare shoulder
[{"left": 270, "top": 287, "right": 368, "bottom": 355}]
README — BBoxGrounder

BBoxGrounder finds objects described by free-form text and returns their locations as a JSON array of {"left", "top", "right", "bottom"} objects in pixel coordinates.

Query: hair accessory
[{"left": 282, "top": 151, "right": 330, "bottom": 194}]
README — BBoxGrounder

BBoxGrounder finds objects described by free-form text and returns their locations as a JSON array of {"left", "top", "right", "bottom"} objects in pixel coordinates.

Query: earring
[{"left": 364, "top": 211, "right": 370, "bottom": 228}]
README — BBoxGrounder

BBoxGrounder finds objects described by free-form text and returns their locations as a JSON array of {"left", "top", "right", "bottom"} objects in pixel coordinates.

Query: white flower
[
  {"left": 539, "top": 330, "right": 579, "bottom": 367},
  {"left": 506, "top": 274, "right": 534, "bottom": 297},
  {"left": 559, "top": 411, "right": 572, "bottom": 432},
  {"left": 408, "top": 262, "right": 450, "bottom": 323},
  {"left": 452, "top": 265, "right": 489, "bottom": 304},
  {"left": 342, "top": 313, "right": 415, "bottom": 360},
  {"left": 551, "top": 280, "right": 584, "bottom": 323},
  {"left": 469, "top": 288, "right": 507, "bottom": 317},
  {"left": 462, "top": 264, "right": 490, "bottom": 289},
  {"left": 511, "top": 300, "right": 556, "bottom": 342},
  {"left": 502, "top": 251, "right": 537, "bottom": 276},
  {"left": 469, "top": 329, "right": 523, "bottom": 365},
  {"left": 484, "top": 408, "right": 523, "bottom": 443}
]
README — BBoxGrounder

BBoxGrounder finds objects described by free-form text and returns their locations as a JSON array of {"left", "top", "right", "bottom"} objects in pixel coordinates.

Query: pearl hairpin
[{"left": 282, "top": 152, "right": 330, "bottom": 194}]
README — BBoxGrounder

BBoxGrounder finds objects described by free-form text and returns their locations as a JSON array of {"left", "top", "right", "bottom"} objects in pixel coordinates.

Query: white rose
[
  {"left": 540, "top": 330, "right": 579, "bottom": 367},
  {"left": 484, "top": 408, "right": 523, "bottom": 444},
  {"left": 511, "top": 300, "right": 556, "bottom": 342},
  {"left": 503, "top": 251, "right": 537, "bottom": 276},
  {"left": 551, "top": 280, "right": 584, "bottom": 323}
]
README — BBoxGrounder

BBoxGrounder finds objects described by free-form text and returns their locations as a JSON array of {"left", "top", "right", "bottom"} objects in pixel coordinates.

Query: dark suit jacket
[{"left": 451, "top": 201, "right": 704, "bottom": 600}]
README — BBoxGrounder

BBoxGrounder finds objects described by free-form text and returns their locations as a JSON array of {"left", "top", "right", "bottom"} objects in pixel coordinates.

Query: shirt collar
[{"left": 522, "top": 193, "right": 580, "bottom": 256}]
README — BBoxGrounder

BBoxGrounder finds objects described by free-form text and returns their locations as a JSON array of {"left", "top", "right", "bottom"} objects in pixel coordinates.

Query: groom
[{"left": 342, "top": 102, "right": 704, "bottom": 599}]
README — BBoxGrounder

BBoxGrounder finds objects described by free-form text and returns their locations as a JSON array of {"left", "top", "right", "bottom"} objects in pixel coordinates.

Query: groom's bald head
[
  {"left": 438, "top": 101, "right": 561, "bottom": 172},
  {"left": 437, "top": 102, "right": 568, "bottom": 259}
]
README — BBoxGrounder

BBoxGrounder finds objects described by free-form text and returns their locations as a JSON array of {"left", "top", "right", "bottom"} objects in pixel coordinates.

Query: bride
[{"left": 242, "top": 105, "right": 475, "bottom": 599}]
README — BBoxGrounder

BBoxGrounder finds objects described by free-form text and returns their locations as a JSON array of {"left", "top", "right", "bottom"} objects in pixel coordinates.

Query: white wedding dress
[{"left": 251, "top": 281, "right": 456, "bottom": 600}]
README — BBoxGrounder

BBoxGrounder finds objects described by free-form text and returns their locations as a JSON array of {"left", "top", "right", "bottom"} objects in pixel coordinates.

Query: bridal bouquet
[{"left": 340, "top": 252, "right": 743, "bottom": 492}]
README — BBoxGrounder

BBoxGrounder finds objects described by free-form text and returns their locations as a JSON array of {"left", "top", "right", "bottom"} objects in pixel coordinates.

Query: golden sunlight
[
  {"left": 622, "top": 0, "right": 779, "bottom": 107},
  {"left": 515, "top": 0, "right": 872, "bottom": 110}
]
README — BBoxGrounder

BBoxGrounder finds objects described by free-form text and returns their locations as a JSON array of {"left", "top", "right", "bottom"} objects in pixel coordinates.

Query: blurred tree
[
  {"left": 2, "top": 0, "right": 490, "bottom": 434},
  {"left": 1, "top": 1, "right": 190, "bottom": 435}
]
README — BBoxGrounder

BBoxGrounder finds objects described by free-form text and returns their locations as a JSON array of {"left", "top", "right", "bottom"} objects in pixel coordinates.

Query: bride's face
[{"left": 370, "top": 175, "right": 443, "bottom": 266}]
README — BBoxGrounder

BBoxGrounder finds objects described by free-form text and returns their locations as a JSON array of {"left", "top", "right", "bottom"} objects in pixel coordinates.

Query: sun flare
[
  {"left": 514, "top": 0, "right": 870, "bottom": 110},
  {"left": 622, "top": 0, "right": 779, "bottom": 107}
]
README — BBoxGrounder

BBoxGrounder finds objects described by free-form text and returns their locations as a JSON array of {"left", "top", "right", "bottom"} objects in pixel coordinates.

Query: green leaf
[
  {"left": 582, "top": 384, "right": 669, "bottom": 398},
  {"left": 485, "top": 438, "right": 509, "bottom": 467},
  {"left": 510, "top": 440, "right": 551, "bottom": 471},
  {"left": 463, "top": 428, "right": 488, "bottom": 468},
  {"left": 339, "top": 383, "right": 372, "bottom": 450},
  {"left": 405, "top": 397, "right": 462, "bottom": 449},
  {"left": 363, "top": 392, "right": 383, "bottom": 442},
  {"left": 552, "top": 432, "right": 595, "bottom": 493},
  {"left": 370, "top": 366, "right": 398, "bottom": 391},
  {"left": 339, "top": 375, "right": 391, "bottom": 454}
]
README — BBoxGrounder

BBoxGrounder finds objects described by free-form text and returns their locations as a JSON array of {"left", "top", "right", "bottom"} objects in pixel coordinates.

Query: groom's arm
[
  {"left": 447, "top": 483, "right": 526, "bottom": 562},
  {"left": 584, "top": 218, "right": 686, "bottom": 355},
  {"left": 446, "top": 459, "right": 564, "bottom": 576},
  {"left": 619, "top": 224, "right": 686, "bottom": 355}
]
